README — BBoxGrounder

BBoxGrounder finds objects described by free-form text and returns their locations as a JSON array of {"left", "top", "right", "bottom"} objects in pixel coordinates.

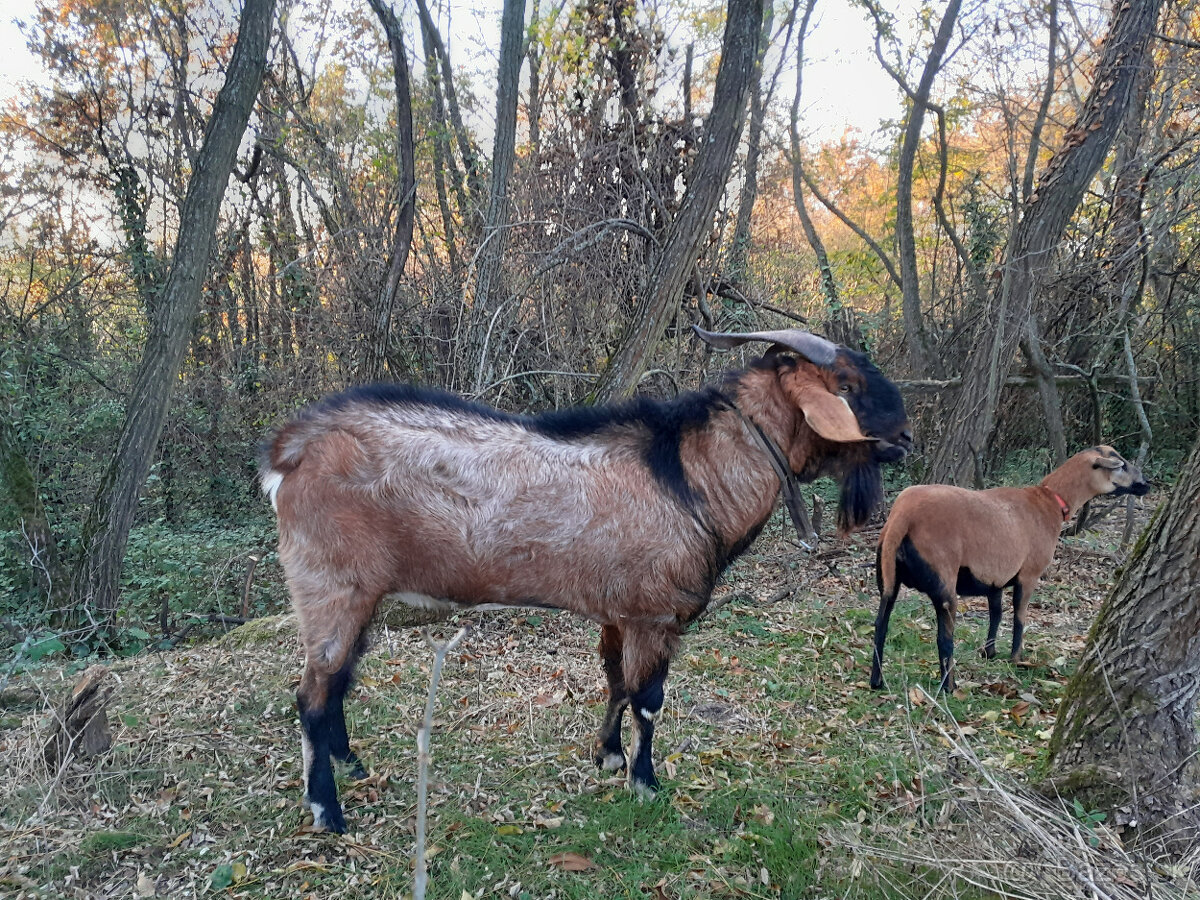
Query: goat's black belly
[
  {"left": 895, "top": 538, "right": 1013, "bottom": 597},
  {"left": 955, "top": 568, "right": 1016, "bottom": 596}
]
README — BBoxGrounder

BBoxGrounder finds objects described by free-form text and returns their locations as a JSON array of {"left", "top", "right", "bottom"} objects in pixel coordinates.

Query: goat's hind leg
[
  {"left": 594, "top": 625, "right": 628, "bottom": 772},
  {"left": 870, "top": 585, "right": 900, "bottom": 690},
  {"left": 327, "top": 632, "right": 370, "bottom": 780},
  {"left": 980, "top": 587, "right": 1003, "bottom": 660},
  {"left": 931, "top": 589, "right": 958, "bottom": 693},
  {"left": 296, "top": 601, "right": 373, "bottom": 834}
]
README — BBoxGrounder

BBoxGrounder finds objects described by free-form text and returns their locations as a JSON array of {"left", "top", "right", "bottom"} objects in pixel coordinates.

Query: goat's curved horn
[{"left": 692, "top": 325, "right": 839, "bottom": 367}]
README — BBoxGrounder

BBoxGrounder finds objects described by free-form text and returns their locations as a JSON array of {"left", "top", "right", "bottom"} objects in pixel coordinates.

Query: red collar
[{"left": 1050, "top": 491, "right": 1071, "bottom": 521}]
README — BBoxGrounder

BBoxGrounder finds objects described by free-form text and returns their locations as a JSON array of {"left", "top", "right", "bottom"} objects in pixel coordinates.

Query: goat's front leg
[
  {"left": 622, "top": 626, "right": 678, "bottom": 799},
  {"left": 594, "top": 625, "right": 628, "bottom": 772}
]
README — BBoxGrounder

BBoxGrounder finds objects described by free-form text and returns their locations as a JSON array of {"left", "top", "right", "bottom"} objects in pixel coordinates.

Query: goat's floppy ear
[
  {"left": 1092, "top": 454, "right": 1125, "bottom": 470},
  {"left": 796, "top": 386, "right": 874, "bottom": 443}
]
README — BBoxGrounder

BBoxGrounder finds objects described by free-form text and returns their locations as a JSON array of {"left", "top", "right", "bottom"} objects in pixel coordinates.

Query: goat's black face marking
[{"left": 836, "top": 349, "right": 910, "bottom": 452}]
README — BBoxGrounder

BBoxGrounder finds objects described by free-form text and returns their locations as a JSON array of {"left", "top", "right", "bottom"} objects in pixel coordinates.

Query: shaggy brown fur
[{"left": 263, "top": 328, "right": 911, "bottom": 832}]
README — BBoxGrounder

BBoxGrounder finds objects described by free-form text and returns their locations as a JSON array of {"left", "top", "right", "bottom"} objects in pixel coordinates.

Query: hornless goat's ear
[
  {"left": 796, "top": 387, "right": 874, "bottom": 443},
  {"left": 1092, "top": 454, "right": 1125, "bottom": 470}
]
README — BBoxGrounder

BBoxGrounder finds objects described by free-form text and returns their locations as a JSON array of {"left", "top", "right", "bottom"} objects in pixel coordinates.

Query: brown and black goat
[
  {"left": 261, "top": 326, "right": 912, "bottom": 832},
  {"left": 870, "top": 446, "right": 1150, "bottom": 692}
]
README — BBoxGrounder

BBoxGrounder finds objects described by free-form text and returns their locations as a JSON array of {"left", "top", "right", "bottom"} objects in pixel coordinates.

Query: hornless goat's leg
[
  {"left": 869, "top": 586, "right": 900, "bottom": 689},
  {"left": 1010, "top": 579, "right": 1034, "bottom": 662},
  {"left": 931, "top": 590, "right": 958, "bottom": 693},
  {"left": 594, "top": 625, "right": 629, "bottom": 772},
  {"left": 981, "top": 588, "right": 1003, "bottom": 659}
]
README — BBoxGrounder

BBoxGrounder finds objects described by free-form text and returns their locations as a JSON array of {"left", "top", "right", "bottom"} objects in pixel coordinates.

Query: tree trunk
[
  {"left": 926, "top": 0, "right": 1162, "bottom": 486},
  {"left": 73, "top": 0, "right": 276, "bottom": 624},
  {"left": 366, "top": 0, "right": 416, "bottom": 381},
  {"left": 1046, "top": 433, "right": 1200, "bottom": 833},
  {"left": 725, "top": 0, "right": 773, "bottom": 283},
  {"left": 414, "top": 0, "right": 483, "bottom": 214},
  {"left": 593, "top": 0, "right": 763, "bottom": 403},
  {"left": 466, "top": 0, "right": 527, "bottom": 395},
  {"left": 419, "top": 10, "right": 464, "bottom": 277},
  {"left": 892, "top": 0, "right": 960, "bottom": 377}
]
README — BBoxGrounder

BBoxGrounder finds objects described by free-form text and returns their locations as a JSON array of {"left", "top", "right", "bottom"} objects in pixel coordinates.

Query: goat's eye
[{"left": 839, "top": 384, "right": 852, "bottom": 394}]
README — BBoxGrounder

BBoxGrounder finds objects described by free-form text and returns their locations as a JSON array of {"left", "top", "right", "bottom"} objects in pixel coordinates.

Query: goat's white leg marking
[
  {"left": 639, "top": 707, "right": 659, "bottom": 722},
  {"left": 301, "top": 731, "right": 315, "bottom": 804}
]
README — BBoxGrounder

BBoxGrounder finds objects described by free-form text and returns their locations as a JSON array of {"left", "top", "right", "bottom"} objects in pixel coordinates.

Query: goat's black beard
[{"left": 837, "top": 463, "right": 883, "bottom": 532}]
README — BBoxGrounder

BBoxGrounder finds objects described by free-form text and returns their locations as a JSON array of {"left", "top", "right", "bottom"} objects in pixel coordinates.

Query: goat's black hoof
[
  {"left": 980, "top": 646, "right": 997, "bottom": 660},
  {"left": 869, "top": 677, "right": 884, "bottom": 690},
  {"left": 341, "top": 752, "right": 368, "bottom": 780}
]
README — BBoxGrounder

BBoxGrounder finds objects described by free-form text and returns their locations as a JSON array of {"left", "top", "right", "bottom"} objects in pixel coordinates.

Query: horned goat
[
  {"left": 261, "top": 326, "right": 912, "bottom": 832},
  {"left": 870, "top": 445, "right": 1150, "bottom": 692}
]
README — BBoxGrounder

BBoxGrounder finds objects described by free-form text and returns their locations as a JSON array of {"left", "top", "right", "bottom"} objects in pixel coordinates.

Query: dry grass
[{"left": 2, "top": 492, "right": 1195, "bottom": 899}]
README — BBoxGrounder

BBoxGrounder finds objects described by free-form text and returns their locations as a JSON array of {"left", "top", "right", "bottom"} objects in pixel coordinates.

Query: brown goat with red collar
[
  {"left": 870, "top": 446, "right": 1150, "bottom": 692},
  {"left": 261, "top": 326, "right": 912, "bottom": 832}
]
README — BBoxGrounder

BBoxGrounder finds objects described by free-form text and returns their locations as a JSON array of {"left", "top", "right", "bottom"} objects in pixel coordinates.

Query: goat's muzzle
[{"left": 871, "top": 427, "right": 914, "bottom": 464}]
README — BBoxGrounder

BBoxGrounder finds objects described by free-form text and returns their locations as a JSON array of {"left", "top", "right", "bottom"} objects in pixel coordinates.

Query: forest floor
[{"left": 2, "top": 489, "right": 1198, "bottom": 899}]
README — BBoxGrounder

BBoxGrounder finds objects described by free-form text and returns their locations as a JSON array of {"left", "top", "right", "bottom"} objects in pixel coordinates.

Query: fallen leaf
[
  {"left": 548, "top": 852, "right": 596, "bottom": 871},
  {"left": 496, "top": 824, "right": 523, "bottom": 836},
  {"left": 908, "top": 687, "right": 926, "bottom": 706},
  {"left": 135, "top": 873, "right": 157, "bottom": 897}
]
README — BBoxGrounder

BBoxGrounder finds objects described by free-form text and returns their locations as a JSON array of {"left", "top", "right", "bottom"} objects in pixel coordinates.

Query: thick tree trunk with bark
[
  {"left": 73, "top": 0, "right": 276, "bottom": 623},
  {"left": 926, "top": 0, "right": 1162, "bottom": 486},
  {"left": 1046, "top": 435, "right": 1200, "bottom": 832},
  {"left": 593, "top": 0, "right": 763, "bottom": 403}
]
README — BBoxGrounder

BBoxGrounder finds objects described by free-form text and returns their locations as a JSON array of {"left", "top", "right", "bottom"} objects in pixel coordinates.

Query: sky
[{"left": 0, "top": 0, "right": 906, "bottom": 145}]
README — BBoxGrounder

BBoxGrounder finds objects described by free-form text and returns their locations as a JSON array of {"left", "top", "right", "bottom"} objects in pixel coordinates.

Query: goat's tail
[
  {"left": 259, "top": 420, "right": 310, "bottom": 510},
  {"left": 875, "top": 515, "right": 905, "bottom": 601}
]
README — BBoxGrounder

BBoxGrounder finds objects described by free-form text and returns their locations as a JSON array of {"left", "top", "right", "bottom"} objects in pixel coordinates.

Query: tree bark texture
[
  {"left": 74, "top": 0, "right": 276, "bottom": 622},
  {"left": 1046, "top": 434, "right": 1200, "bottom": 830},
  {"left": 926, "top": 0, "right": 1163, "bottom": 486},
  {"left": 466, "top": 0, "right": 527, "bottom": 395},
  {"left": 366, "top": 0, "right": 416, "bottom": 381},
  {"left": 592, "top": 0, "right": 763, "bottom": 403}
]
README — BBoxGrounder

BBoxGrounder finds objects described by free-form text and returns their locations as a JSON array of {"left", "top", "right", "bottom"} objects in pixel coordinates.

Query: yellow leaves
[{"left": 495, "top": 824, "right": 523, "bottom": 836}]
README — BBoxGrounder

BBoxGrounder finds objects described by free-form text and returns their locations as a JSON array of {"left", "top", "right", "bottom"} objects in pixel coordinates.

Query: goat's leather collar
[
  {"left": 733, "top": 405, "right": 817, "bottom": 549},
  {"left": 1050, "top": 491, "right": 1071, "bottom": 521}
]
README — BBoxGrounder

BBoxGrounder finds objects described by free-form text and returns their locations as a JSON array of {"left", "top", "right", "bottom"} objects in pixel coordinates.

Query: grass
[{"left": 0, "top": 495, "right": 1192, "bottom": 899}]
